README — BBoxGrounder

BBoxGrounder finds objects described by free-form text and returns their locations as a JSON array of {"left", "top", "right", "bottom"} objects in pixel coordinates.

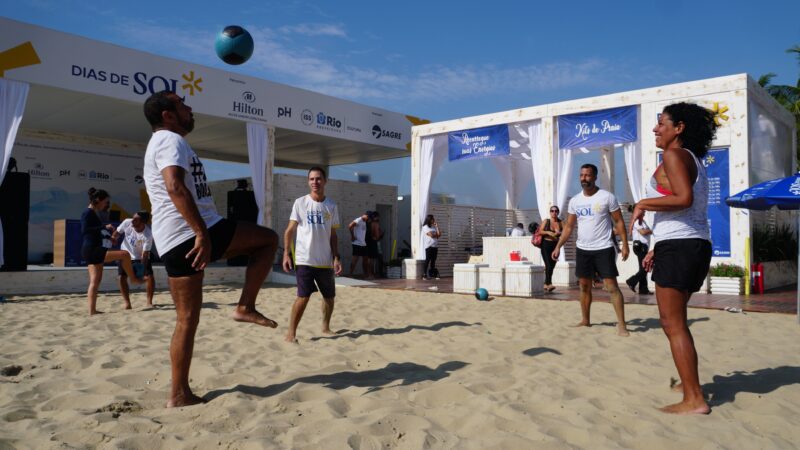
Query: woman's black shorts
[
  {"left": 652, "top": 238, "right": 712, "bottom": 293},
  {"left": 81, "top": 245, "right": 108, "bottom": 265}
]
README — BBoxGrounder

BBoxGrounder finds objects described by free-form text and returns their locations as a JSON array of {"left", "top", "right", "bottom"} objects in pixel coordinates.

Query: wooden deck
[{"left": 355, "top": 277, "right": 798, "bottom": 315}]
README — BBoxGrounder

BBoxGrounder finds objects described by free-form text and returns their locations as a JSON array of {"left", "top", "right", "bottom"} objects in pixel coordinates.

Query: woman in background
[
  {"left": 538, "top": 205, "right": 562, "bottom": 292},
  {"left": 422, "top": 214, "right": 441, "bottom": 280},
  {"left": 82, "top": 188, "right": 144, "bottom": 315}
]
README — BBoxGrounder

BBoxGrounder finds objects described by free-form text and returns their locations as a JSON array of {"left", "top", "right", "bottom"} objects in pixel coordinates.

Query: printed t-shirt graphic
[{"left": 567, "top": 189, "right": 620, "bottom": 251}]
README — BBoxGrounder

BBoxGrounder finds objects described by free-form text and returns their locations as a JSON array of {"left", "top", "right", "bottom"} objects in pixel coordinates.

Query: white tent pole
[{"left": 796, "top": 213, "right": 799, "bottom": 325}]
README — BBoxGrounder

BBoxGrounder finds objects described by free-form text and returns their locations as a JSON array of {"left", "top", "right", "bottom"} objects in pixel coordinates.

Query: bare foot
[
  {"left": 146, "top": 302, "right": 154, "bottom": 308},
  {"left": 570, "top": 321, "right": 590, "bottom": 328},
  {"left": 89, "top": 310, "right": 104, "bottom": 316},
  {"left": 658, "top": 400, "right": 710, "bottom": 415},
  {"left": 166, "top": 393, "right": 207, "bottom": 408},
  {"left": 616, "top": 326, "right": 630, "bottom": 337},
  {"left": 232, "top": 307, "right": 278, "bottom": 328},
  {"left": 124, "top": 302, "right": 132, "bottom": 310},
  {"left": 321, "top": 328, "right": 335, "bottom": 335},
  {"left": 284, "top": 335, "right": 299, "bottom": 344}
]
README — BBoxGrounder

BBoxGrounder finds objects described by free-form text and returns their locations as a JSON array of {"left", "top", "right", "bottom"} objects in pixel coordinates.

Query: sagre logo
[{"left": 371, "top": 125, "right": 402, "bottom": 140}]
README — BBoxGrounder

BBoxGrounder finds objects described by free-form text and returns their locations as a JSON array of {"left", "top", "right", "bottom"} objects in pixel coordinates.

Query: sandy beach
[{"left": 1, "top": 283, "right": 799, "bottom": 449}]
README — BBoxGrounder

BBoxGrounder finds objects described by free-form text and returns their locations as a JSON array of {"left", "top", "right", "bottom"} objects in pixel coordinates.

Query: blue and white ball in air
[
  {"left": 215, "top": 25, "right": 254, "bottom": 65},
  {"left": 475, "top": 288, "right": 489, "bottom": 301}
]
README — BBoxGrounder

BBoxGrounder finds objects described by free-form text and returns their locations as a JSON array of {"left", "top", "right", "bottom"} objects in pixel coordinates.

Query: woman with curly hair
[{"left": 632, "top": 102, "right": 718, "bottom": 415}]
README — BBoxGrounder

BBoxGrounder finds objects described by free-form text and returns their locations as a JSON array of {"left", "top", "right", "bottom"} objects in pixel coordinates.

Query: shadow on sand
[
  {"left": 521, "top": 347, "right": 562, "bottom": 357},
  {"left": 596, "top": 316, "right": 710, "bottom": 333},
  {"left": 704, "top": 366, "right": 800, "bottom": 407},
  {"left": 205, "top": 360, "right": 469, "bottom": 400},
  {"left": 310, "top": 321, "right": 482, "bottom": 341}
]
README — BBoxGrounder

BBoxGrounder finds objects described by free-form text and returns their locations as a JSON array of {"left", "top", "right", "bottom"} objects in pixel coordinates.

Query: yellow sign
[
  {"left": 0, "top": 41, "right": 41, "bottom": 77},
  {"left": 710, "top": 102, "right": 729, "bottom": 126}
]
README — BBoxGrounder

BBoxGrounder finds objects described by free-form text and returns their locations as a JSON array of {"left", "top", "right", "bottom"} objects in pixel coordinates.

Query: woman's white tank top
[{"left": 644, "top": 148, "right": 710, "bottom": 244}]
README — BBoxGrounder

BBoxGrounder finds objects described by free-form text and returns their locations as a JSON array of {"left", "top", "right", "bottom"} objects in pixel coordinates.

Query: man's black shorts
[
  {"left": 295, "top": 265, "right": 336, "bottom": 298},
  {"left": 575, "top": 247, "right": 618, "bottom": 279},
  {"left": 367, "top": 241, "right": 380, "bottom": 258},
  {"left": 352, "top": 244, "right": 368, "bottom": 257},
  {"left": 161, "top": 219, "right": 237, "bottom": 278},
  {"left": 118, "top": 259, "right": 154, "bottom": 277},
  {"left": 653, "top": 238, "right": 712, "bottom": 293}
]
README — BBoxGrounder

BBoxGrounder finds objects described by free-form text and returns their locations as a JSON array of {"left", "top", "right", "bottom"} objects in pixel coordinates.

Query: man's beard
[{"left": 581, "top": 181, "right": 594, "bottom": 189}]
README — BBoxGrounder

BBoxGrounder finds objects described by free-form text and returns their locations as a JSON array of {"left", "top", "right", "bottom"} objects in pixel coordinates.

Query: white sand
[{"left": 1, "top": 284, "right": 799, "bottom": 449}]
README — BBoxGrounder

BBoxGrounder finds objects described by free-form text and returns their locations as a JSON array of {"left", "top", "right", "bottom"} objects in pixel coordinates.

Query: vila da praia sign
[{"left": 558, "top": 106, "right": 638, "bottom": 149}]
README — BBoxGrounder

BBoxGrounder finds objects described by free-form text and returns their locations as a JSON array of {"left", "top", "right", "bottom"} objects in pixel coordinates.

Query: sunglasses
[{"left": 550, "top": 210, "right": 559, "bottom": 213}]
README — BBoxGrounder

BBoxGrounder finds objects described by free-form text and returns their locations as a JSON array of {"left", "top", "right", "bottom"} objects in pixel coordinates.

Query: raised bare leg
[
  {"left": 604, "top": 278, "right": 629, "bottom": 336},
  {"left": 166, "top": 271, "right": 206, "bottom": 408},
  {"left": 105, "top": 250, "right": 145, "bottom": 284},
  {"left": 223, "top": 222, "right": 279, "bottom": 328},
  {"left": 656, "top": 285, "right": 709, "bottom": 415},
  {"left": 321, "top": 297, "right": 335, "bottom": 334},
  {"left": 286, "top": 296, "right": 310, "bottom": 342}
]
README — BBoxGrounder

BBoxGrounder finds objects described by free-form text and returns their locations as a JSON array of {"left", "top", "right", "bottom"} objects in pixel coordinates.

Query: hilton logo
[{"left": 242, "top": 91, "right": 256, "bottom": 103}]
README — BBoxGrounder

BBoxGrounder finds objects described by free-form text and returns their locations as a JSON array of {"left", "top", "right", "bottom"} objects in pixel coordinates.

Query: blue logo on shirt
[
  {"left": 307, "top": 211, "right": 324, "bottom": 225},
  {"left": 574, "top": 206, "right": 594, "bottom": 217}
]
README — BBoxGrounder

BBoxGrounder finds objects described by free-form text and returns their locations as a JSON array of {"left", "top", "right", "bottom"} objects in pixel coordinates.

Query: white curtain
[
  {"left": 526, "top": 120, "right": 548, "bottom": 220},
  {"left": 623, "top": 140, "right": 643, "bottom": 203},
  {"left": 555, "top": 147, "right": 573, "bottom": 214},
  {"left": 0, "top": 79, "right": 30, "bottom": 267},
  {"left": 416, "top": 135, "right": 447, "bottom": 259},
  {"left": 246, "top": 122, "right": 269, "bottom": 226}
]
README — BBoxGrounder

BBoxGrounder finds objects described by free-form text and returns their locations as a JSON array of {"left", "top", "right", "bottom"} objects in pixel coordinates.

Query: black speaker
[
  {"left": 226, "top": 189, "right": 258, "bottom": 266},
  {"left": 0, "top": 172, "right": 30, "bottom": 271}
]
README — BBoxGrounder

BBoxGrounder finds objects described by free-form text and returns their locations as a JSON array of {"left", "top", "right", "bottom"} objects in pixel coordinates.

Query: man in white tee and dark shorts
[
  {"left": 282, "top": 167, "right": 342, "bottom": 343},
  {"left": 113, "top": 211, "right": 156, "bottom": 308},
  {"left": 552, "top": 164, "right": 630, "bottom": 336},
  {"left": 143, "top": 91, "right": 279, "bottom": 407},
  {"left": 348, "top": 212, "right": 370, "bottom": 276}
]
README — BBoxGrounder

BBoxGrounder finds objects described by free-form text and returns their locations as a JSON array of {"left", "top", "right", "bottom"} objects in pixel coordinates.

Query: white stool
[
  {"left": 478, "top": 266, "right": 505, "bottom": 296},
  {"left": 505, "top": 262, "right": 545, "bottom": 297},
  {"left": 453, "top": 263, "right": 489, "bottom": 294}
]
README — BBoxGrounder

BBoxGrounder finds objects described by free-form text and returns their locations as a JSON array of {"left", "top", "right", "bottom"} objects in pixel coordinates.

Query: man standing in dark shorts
[
  {"left": 143, "top": 91, "right": 279, "bottom": 407},
  {"left": 552, "top": 164, "right": 630, "bottom": 336},
  {"left": 282, "top": 167, "right": 342, "bottom": 343},
  {"left": 348, "top": 212, "right": 370, "bottom": 276},
  {"left": 113, "top": 211, "right": 156, "bottom": 308}
]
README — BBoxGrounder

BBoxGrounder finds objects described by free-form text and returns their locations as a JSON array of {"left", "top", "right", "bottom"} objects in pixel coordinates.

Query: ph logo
[{"left": 278, "top": 107, "right": 291, "bottom": 118}]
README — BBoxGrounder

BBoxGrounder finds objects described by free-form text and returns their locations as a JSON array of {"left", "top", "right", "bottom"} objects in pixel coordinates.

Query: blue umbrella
[
  {"left": 726, "top": 173, "right": 800, "bottom": 211},
  {"left": 727, "top": 173, "right": 800, "bottom": 324}
]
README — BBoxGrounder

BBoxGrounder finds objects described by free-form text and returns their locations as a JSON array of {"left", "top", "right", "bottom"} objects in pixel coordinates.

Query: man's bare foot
[
  {"left": 123, "top": 302, "right": 132, "bottom": 310},
  {"left": 284, "top": 335, "right": 299, "bottom": 344},
  {"left": 166, "top": 393, "right": 207, "bottom": 408},
  {"left": 146, "top": 302, "right": 154, "bottom": 308},
  {"left": 616, "top": 326, "right": 630, "bottom": 337},
  {"left": 658, "top": 400, "right": 710, "bottom": 415},
  {"left": 570, "top": 321, "right": 590, "bottom": 328},
  {"left": 232, "top": 307, "right": 278, "bottom": 328},
  {"left": 321, "top": 328, "right": 335, "bottom": 335},
  {"left": 89, "top": 310, "right": 104, "bottom": 316}
]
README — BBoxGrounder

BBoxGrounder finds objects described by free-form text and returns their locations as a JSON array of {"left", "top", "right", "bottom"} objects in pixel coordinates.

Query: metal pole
[{"left": 796, "top": 214, "right": 799, "bottom": 325}]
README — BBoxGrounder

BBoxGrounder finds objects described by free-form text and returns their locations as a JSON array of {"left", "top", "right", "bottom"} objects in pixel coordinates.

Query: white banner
[
  {"left": 12, "top": 138, "right": 146, "bottom": 261},
  {"left": 0, "top": 17, "right": 412, "bottom": 150}
]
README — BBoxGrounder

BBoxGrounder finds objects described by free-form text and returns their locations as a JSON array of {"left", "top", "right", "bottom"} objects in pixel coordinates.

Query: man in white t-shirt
[
  {"left": 282, "top": 167, "right": 342, "bottom": 343},
  {"left": 143, "top": 91, "right": 279, "bottom": 408},
  {"left": 112, "top": 211, "right": 156, "bottom": 308},
  {"left": 552, "top": 163, "right": 630, "bottom": 336},
  {"left": 510, "top": 223, "right": 526, "bottom": 237},
  {"left": 348, "top": 212, "right": 370, "bottom": 276}
]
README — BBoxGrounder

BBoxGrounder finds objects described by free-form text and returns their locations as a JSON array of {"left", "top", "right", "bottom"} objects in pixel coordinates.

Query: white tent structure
[
  {"left": 409, "top": 74, "right": 796, "bottom": 290},
  {"left": 0, "top": 17, "right": 421, "bottom": 265}
]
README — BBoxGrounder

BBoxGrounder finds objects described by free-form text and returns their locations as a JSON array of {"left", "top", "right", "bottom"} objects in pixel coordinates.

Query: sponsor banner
[
  {"left": 0, "top": 18, "right": 411, "bottom": 150},
  {"left": 448, "top": 125, "right": 510, "bottom": 162},
  {"left": 558, "top": 105, "right": 638, "bottom": 150},
  {"left": 705, "top": 148, "right": 731, "bottom": 257},
  {"left": 656, "top": 148, "right": 730, "bottom": 257},
  {"left": 12, "top": 138, "right": 145, "bottom": 261}
]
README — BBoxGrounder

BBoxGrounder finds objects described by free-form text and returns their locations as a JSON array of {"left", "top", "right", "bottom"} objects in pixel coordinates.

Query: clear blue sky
[{"left": 4, "top": 0, "right": 798, "bottom": 206}]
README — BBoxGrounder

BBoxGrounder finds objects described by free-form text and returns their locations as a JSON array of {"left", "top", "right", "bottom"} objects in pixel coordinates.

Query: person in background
[
  {"left": 538, "top": 205, "right": 563, "bottom": 292},
  {"left": 510, "top": 223, "right": 526, "bottom": 237},
  {"left": 365, "top": 211, "right": 385, "bottom": 278},
  {"left": 626, "top": 204, "right": 652, "bottom": 295},
  {"left": 82, "top": 188, "right": 144, "bottom": 316},
  {"left": 422, "top": 214, "right": 441, "bottom": 280},
  {"left": 348, "top": 211, "right": 370, "bottom": 277},
  {"left": 113, "top": 210, "right": 156, "bottom": 308}
]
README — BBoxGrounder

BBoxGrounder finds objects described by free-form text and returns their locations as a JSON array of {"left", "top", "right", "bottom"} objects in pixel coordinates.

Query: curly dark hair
[{"left": 662, "top": 102, "right": 719, "bottom": 158}]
